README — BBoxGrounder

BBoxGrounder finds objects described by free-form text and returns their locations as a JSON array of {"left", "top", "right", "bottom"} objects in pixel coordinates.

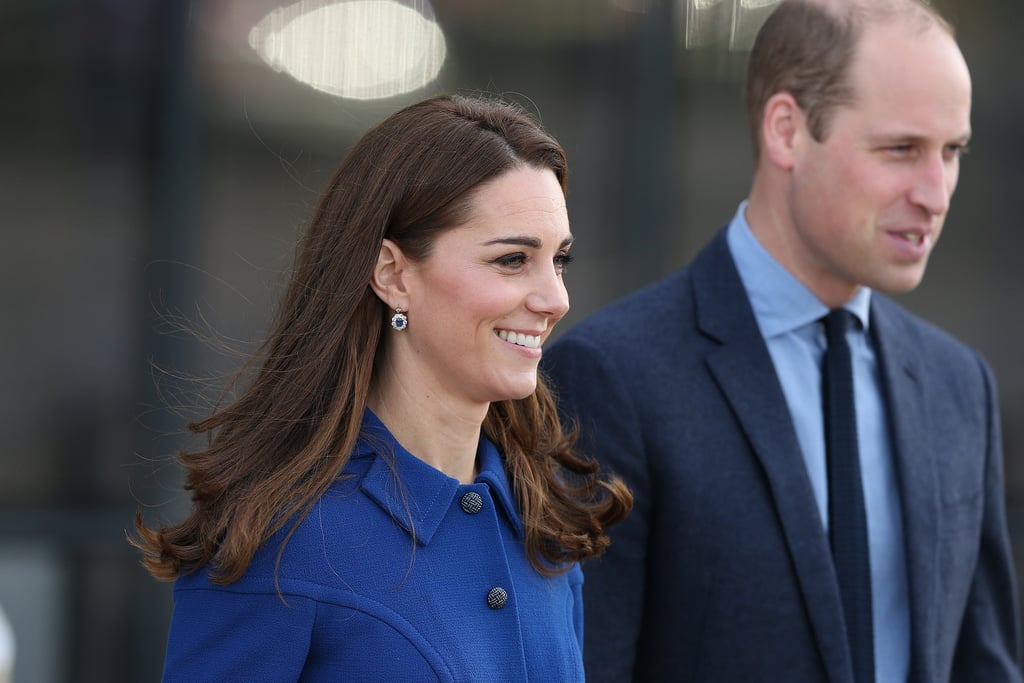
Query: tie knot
[{"left": 824, "top": 308, "right": 856, "bottom": 346}]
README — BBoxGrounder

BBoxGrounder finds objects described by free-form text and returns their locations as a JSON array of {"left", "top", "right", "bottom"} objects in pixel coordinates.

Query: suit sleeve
[
  {"left": 162, "top": 585, "right": 315, "bottom": 683},
  {"left": 951, "top": 356, "right": 1024, "bottom": 682},
  {"left": 543, "top": 334, "right": 651, "bottom": 683}
]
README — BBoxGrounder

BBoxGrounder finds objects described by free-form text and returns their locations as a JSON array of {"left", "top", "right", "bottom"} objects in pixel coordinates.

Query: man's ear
[
  {"left": 761, "top": 92, "right": 805, "bottom": 171},
  {"left": 369, "top": 238, "right": 411, "bottom": 309}
]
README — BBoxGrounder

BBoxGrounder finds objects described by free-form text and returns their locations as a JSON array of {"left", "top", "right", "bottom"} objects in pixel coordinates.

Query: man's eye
[{"left": 946, "top": 143, "right": 969, "bottom": 159}]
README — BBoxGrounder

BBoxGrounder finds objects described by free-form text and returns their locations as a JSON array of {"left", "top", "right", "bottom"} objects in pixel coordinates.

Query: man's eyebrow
[{"left": 869, "top": 132, "right": 972, "bottom": 145}]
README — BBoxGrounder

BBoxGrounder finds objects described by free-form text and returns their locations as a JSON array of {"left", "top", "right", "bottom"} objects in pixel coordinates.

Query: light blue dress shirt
[{"left": 727, "top": 202, "right": 910, "bottom": 682}]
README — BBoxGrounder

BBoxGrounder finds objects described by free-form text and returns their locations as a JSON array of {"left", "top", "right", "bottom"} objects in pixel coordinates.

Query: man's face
[{"left": 784, "top": 19, "right": 972, "bottom": 307}]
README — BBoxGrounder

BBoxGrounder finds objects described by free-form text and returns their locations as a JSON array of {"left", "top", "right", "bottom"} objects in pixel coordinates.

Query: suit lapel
[
  {"left": 692, "top": 233, "right": 852, "bottom": 683},
  {"left": 870, "top": 299, "right": 939, "bottom": 683}
]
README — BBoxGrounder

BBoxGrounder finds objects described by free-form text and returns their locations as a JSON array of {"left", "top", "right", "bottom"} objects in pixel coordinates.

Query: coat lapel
[
  {"left": 692, "top": 232, "right": 852, "bottom": 683},
  {"left": 870, "top": 298, "right": 939, "bottom": 683}
]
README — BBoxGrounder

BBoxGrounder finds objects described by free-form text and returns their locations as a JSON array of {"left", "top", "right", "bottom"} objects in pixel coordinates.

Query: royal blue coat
[{"left": 161, "top": 410, "right": 585, "bottom": 682}]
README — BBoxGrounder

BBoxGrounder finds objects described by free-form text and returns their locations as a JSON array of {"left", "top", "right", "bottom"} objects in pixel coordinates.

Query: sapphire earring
[{"left": 390, "top": 308, "right": 408, "bottom": 331}]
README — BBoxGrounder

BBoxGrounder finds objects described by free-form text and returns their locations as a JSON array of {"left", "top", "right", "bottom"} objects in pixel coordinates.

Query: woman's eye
[
  {"left": 495, "top": 253, "right": 527, "bottom": 268},
  {"left": 554, "top": 251, "right": 574, "bottom": 271}
]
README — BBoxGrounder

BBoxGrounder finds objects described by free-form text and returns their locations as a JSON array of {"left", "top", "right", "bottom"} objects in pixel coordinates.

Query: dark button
[
  {"left": 460, "top": 491, "right": 484, "bottom": 515},
  {"left": 486, "top": 587, "right": 508, "bottom": 610}
]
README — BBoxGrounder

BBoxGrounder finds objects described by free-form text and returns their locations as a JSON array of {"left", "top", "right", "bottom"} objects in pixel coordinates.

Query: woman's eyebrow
[
  {"left": 482, "top": 236, "right": 541, "bottom": 248},
  {"left": 481, "top": 235, "right": 575, "bottom": 248}
]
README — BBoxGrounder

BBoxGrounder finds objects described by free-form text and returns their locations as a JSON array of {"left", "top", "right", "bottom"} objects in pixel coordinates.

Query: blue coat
[
  {"left": 162, "top": 410, "right": 585, "bottom": 682},
  {"left": 542, "top": 229, "right": 1022, "bottom": 682}
]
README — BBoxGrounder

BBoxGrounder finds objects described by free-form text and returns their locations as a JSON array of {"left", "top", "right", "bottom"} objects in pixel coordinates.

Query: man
[{"left": 542, "top": 0, "right": 1023, "bottom": 681}]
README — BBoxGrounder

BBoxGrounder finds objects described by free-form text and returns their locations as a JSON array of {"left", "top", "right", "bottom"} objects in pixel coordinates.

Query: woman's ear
[
  {"left": 369, "top": 238, "right": 411, "bottom": 308},
  {"left": 760, "top": 91, "right": 805, "bottom": 171}
]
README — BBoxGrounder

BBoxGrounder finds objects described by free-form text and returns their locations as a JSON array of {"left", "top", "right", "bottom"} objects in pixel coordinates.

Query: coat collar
[{"left": 352, "top": 409, "right": 523, "bottom": 545}]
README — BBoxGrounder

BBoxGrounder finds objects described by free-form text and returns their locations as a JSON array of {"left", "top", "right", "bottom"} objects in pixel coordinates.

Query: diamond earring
[{"left": 390, "top": 308, "right": 408, "bottom": 331}]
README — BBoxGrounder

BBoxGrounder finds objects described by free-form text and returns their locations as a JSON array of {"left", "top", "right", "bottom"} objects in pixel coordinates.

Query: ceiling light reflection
[
  {"left": 248, "top": 0, "right": 447, "bottom": 100},
  {"left": 610, "top": 0, "right": 654, "bottom": 13},
  {"left": 682, "top": 0, "right": 779, "bottom": 50}
]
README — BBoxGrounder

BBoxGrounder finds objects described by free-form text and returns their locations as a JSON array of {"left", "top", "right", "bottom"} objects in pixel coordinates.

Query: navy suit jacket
[{"left": 543, "top": 230, "right": 1022, "bottom": 682}]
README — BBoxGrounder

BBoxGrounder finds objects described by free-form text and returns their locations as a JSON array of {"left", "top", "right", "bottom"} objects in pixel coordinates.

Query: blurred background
[{"left": 1, "top": 0, "right": 1021, "bottom": 680}]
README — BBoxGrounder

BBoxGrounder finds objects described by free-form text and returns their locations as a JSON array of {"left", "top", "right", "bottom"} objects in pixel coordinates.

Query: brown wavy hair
[
  {"left": 131, "top": 94, "right": 632, "bottom": 584},
  {"left": 746, "top": 0, "right": 953, "bottom": 162}
]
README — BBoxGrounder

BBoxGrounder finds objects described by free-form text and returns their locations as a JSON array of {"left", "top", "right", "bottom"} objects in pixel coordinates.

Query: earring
[{"left": 390, "top": 308, "right": 408, "bottom": 331}]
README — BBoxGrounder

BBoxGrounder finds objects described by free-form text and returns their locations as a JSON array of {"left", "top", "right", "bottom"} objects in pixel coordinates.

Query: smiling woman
[{"left": 130, "top": 93, "right": 632, "bottom": 682}]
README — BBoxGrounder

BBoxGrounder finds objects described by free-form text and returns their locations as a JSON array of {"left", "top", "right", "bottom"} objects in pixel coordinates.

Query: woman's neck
[{"left": 367, "top": 377, "right": 486, "bottom": 485}]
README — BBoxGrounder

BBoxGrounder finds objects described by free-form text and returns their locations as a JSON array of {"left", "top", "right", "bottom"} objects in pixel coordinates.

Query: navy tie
[{"left": 823, "top": 309, "right": 875, "bottom": 683}]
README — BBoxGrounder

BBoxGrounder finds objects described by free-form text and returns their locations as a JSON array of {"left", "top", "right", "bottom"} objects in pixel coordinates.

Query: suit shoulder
[
  {"left": 872, "top": 295, "right": 991, "bottom": 372},
  {"left": 557, "top": 268, "right": 693, "bottom": 341}
]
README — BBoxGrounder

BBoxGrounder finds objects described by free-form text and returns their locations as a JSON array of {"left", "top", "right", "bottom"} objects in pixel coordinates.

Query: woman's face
[{"left": 397, "top": 166, "right": 572, "bottom": 410}]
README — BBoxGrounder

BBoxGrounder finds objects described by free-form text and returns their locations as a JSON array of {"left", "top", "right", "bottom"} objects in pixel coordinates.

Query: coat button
[
  {"left": 486, "top": 587, "right": 508, "bottom": 610},
  {"left": 460, "top": 491, "right": 483, "bottom": 514}
]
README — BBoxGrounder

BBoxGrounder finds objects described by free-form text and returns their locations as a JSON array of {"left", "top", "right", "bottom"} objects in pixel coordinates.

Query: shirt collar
[
  {"left": 726, "top": 200, "right": 871, "bottom": 335},
  {"left": 353, "top": 408, "right": 523, "bottom": 545}
]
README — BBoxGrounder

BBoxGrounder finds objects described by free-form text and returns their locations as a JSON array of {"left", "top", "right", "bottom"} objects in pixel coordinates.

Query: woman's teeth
[{"left": 497, "top": 330, "right": 541, "bottom": 348}]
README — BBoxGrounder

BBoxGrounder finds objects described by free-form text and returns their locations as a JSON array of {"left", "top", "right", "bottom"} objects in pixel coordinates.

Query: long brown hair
[{"left": 132, "top": 94, "right": 632, "bottom": 584}]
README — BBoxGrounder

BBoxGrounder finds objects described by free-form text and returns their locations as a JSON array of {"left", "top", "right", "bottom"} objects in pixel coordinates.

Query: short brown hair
[{"left": 745, "top": 0, "right": 953, "bottom": 161}]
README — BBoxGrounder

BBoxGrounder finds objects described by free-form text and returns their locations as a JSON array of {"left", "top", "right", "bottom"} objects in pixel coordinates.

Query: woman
[{"left": 133, "top": 94, "right": 632, "bottom": 681}]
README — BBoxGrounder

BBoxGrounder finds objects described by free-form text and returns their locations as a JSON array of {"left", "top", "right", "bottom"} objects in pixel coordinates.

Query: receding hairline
[
  {"left": 840, "top": 0, "right": 962, "bottom": 109},
  {"left": 804, "top": 0, "right": 953, "bottom": 37}
]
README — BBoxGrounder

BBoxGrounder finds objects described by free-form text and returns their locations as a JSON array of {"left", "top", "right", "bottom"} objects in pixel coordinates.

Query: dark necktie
[{"left": 823, "top": 308, "right": 875, "bottom": 683}]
